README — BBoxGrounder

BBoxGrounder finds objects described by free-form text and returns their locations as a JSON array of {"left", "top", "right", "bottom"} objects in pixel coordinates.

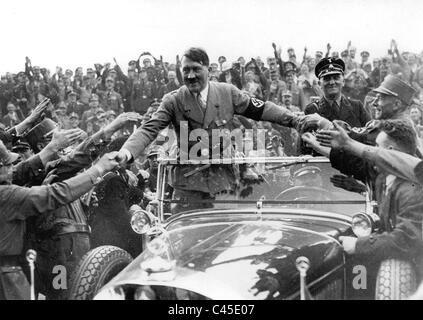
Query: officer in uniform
[
  {"left": 99, "top": 77, "right": 124, "bottom": 114},
  {"left": 116, "top": 47, "right": 328, "bottom": 214},
  {"left": 304, "top": 57, "right": 371, "bottom": 128}
]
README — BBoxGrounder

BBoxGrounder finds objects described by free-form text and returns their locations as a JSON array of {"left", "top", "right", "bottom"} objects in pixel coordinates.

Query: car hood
[{"left": 100, "top": 210, "right": 348, "bottom": 299}]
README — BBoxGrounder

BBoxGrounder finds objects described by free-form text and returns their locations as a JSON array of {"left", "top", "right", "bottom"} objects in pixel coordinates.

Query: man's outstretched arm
[{"left": 316, "top": 121, "right": 423, "bottom": 184}]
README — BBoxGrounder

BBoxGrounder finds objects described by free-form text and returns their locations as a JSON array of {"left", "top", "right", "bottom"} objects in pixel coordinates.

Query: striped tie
[{"left": 197, "top": 93, "right": 206, "bottom": 111}]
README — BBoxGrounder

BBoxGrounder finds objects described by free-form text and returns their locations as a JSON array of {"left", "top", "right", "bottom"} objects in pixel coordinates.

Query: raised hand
[
  {"left": 301, "top": 132, "right": 331, "bottom": 156},
  {"left": 50, "top": 128, "right": 85, "bottom": 150},
  {"left": 26, "top": 98, "right": 50, "bottom": 123},
  {"left": 315, "top": 121, "right": 351, "bottom": 149},
  {"left": 94, "top": 151, "right": 120, "bottom": 175},
  {"left": 295, "top": 113, "right": 333, "bottom": 134},
  {"left": 106, "top": 112, "right": 143, "bottom": 132}
]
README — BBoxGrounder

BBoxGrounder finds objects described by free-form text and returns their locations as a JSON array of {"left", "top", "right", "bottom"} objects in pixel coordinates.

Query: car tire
[
  {"left": 68, "top": 245, "right": 133, "bottom": 300},
  {"left": 375, "top": 259, "right": 417, "bottom": 300}
]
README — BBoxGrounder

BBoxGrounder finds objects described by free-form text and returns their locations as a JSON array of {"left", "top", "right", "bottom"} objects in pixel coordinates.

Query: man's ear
[
  {"left": 340, "top": 75, "right": 345, "bottom": 87},
  {"left": 393, "top": 99, "right": 404, "bottom": 112}
]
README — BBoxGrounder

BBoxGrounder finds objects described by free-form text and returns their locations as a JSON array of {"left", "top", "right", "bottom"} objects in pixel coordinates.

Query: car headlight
[
  {"left": 94, "top": 286, "right": 126, "bottom": 300},
  {"left": 351, "top": 212, "right": 380, "bottom": 237},
  {"left": 130, "top": 205, "right": 153, "bottom": 234}
]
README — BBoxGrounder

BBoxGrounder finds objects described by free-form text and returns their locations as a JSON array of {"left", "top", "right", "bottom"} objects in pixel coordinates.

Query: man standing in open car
[{"left": 115, "top": 47, "right": 330, "bottom": 214}]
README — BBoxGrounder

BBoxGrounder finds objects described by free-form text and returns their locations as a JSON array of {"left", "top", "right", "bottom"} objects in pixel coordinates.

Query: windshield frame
[{"left": 154, "top": 156, "right": 370, "bottom": 222}]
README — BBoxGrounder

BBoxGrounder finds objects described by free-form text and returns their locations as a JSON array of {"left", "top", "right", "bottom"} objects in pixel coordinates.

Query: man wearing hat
[
  {"left": 305, "top": 57, "right": 371, "bottom": 128},
  {"left": 315, "top": 51, "right": 324, "bottom": 64},
  {"left": 12, "top": 140, "right": 33, "bottom": 161},
  {"left": 285, "top": 69, "right": 305, "bottom": 109},
  {"left": 130, "top": 68, "right": 154, "bottom": 115},
  {"left": 12, "top": 72, "right": 30, "bottom": 116},
  {"left": 360, "top": 51, "right": 370, "bottom": 67},
  {"left": 55, "top": 102, "right": 71, "bottom": 129},
  {"left": 0, "top": 139, "right": 120, "bottom": 300},
  {"left": 98, "top": 77, "right": 124, "bottom": 114},
  {"left": 281, "top": 90, "right": 301, "bottom": 113},
  {"left": 2, "top": 102, "right": 22, "bottom": 128},
  {"left": 347, "top": 74, "right": 419, "bottom": 147},
  {"left": 66, "top": 90, "right": 85, "bottom": 117},
  {"left": 115, "top": 47, "right": 332, "bottom": 214},
  {"left": 81, "top": 94, "right": 100, "bottom": 131}
]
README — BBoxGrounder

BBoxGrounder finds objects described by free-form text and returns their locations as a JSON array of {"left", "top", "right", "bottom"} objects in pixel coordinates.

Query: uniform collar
[{"left": 324, "top": 94, "right": 342, "bottom": 107}]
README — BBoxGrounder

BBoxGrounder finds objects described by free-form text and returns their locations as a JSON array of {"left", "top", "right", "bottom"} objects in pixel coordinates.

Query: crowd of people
[
  {"left": 1, "top": 40, "right": 423, "bottom": 156},
  {"left": 1, "top": 40, "right": 423, "bottom": 300}
]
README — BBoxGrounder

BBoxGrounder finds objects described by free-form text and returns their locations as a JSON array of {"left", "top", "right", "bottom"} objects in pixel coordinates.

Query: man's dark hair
[
  {"left": 183, "top": 47, "right": 209, "bottom": 67},
  {"left": 378, "top": 119, "right": 417, "bottom": 155}
]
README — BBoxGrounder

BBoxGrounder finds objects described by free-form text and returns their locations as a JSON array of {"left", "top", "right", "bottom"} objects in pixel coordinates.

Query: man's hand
[
  {"left": 126, "top": 169, "right": 139, "bottom": 187},
  {"left": 301, "top": 132, "right": 331, "bottom": 156},
  {"left": 114, "top": 150, "right": 129, "bottom": 165},
  {"left": 26, "top": 98, "right": 50, "bottom": 123},
  {"left": 327, "top": 43, "right": 331, "bottom": 51},
  {"left": 330, "top": 174, "right": 366, "bottom": 193},
  {"left": 315, "top": 121, "right": 352, "bottom": 149},
  {"left": 50, "top": 128, "right": 85, "bottom": 151},
  {"left": 42, "top": 168, "right": 58, "bottom": 185},
  {"left": 295, "top": 113, "right": 333, "bottom": 134},
  {"left": 138, "top": 169, "right": 150, "bottom": 181},
  {"left": 94, "top": 151, "right": 120, "bottom": 175},
  {"left": 103, "top": 112, "right": 143, "bottom": 138},
  {"left": 391, "top": 39, "right": 398, "bottom": 52},
  {"left": 339, "top": 236, "right": 357, "bottom": 255},
  {"left": 301, "top": 132, "right": 319, "bottom": 149}
]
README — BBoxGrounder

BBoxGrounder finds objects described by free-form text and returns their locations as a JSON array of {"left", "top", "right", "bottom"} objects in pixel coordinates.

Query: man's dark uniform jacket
[{"left": 304, "top": 95, "right": 370, "bottom": 128}]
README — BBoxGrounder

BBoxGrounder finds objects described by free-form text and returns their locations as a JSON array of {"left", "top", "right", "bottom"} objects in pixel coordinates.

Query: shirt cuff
[
  {"left": 85, "top": 166, "right": 104, "bottom": 185},
  {"left": 121, "top": 148, "right": 133, "bottom": 162}
]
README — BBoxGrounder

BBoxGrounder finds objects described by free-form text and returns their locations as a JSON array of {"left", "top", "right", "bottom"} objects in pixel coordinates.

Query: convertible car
[{"left": 68, "top": 157, "right": 419, "bottom": 300}]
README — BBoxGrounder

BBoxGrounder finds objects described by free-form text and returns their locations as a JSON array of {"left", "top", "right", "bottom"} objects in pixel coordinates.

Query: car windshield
[{"left": 156, "top": 157, "right": 366, "bottom": 216}]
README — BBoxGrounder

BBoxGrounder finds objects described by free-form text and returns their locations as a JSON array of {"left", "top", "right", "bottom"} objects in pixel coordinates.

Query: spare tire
[
  {"left": 375, "top": 259, "right": 417, "bottom": 300},
  {"left": 68, "top": 245, "right": 133, "bottom": 300}
]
